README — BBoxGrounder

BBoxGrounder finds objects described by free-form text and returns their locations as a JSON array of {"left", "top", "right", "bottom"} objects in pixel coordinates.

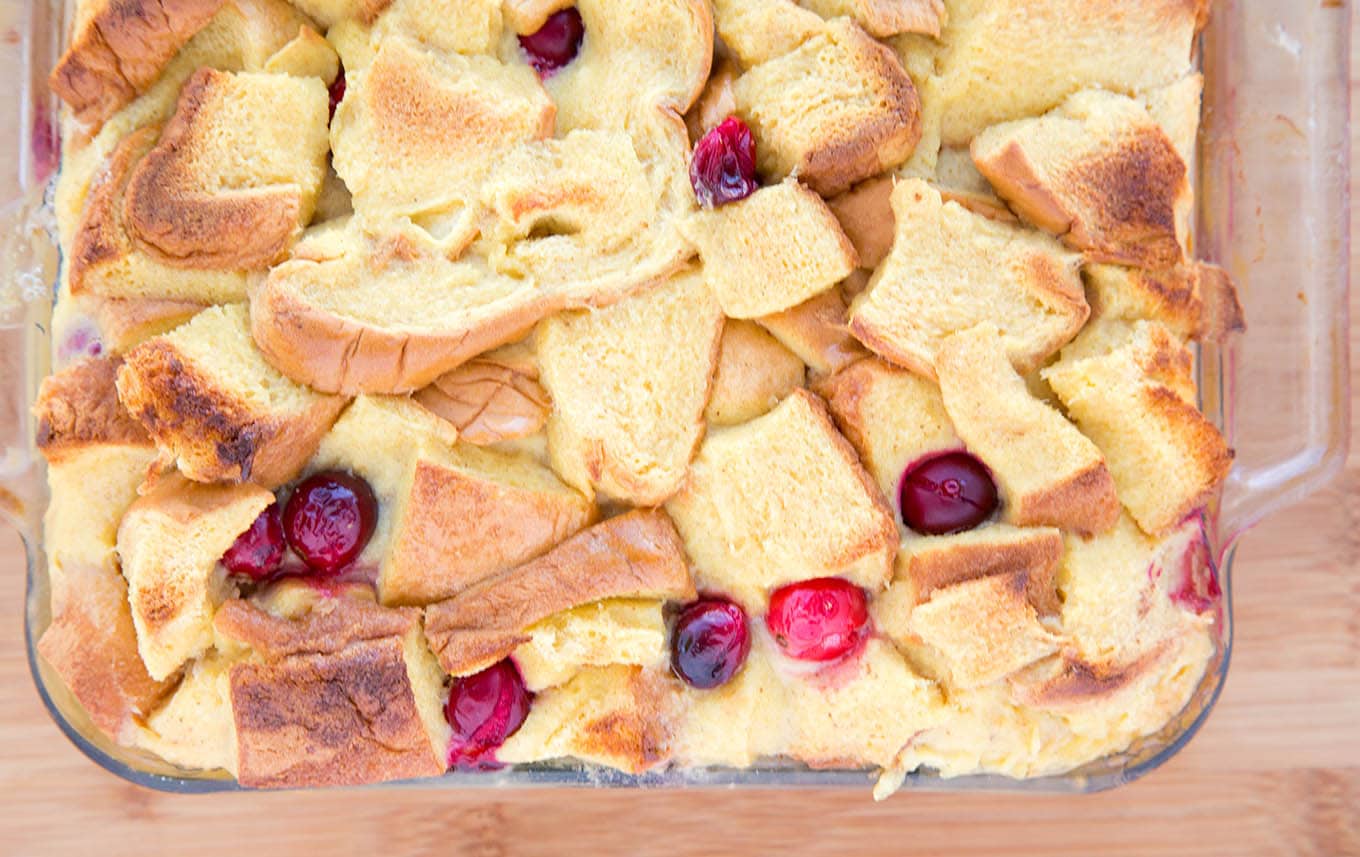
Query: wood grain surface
[{"left": 2, "top": 24, "right": 1358, "bottom": 857}]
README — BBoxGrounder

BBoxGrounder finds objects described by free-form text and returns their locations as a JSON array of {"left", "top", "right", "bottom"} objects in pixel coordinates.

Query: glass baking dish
[{"left": 0, "top": 0, "right": 1349, "bottom": 794}]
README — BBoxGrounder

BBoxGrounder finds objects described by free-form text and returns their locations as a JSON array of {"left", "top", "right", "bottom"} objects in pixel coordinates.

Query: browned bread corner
[
  {"left": 33, "top": 355, "right": 149, "bottom": 458},
  {"left": 1085, "top": 261, "right": 1245, "bottom": 343}
]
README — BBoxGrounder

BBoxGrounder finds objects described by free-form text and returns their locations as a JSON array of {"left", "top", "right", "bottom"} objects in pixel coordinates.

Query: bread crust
[
  {"left": 34, "top": 355, "right": 151, "bottom": 457},
  {"left": 900, "top": 528, "right": 1063, "bottom": 611}
]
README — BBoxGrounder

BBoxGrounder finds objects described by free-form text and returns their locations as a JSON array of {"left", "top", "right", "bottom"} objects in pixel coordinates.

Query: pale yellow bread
[
  {"left": 800, "top": 0, "right": 945, "bottom": 38},
  {"left": 705, "top": 320, "right": 806, "bottom": 427},
  {"left": 414, "top": 344, "right": 550, "bottom": 445},
  {"left": 665, "top": 389, "right": 897, "bottom": 612},
  {"left": 213, "top": 596, "right": 449, "bottom": 787},
  {"left": 1043, "top": 320, "right": 1233, "bottom": 536},
  {"left": 70, "top": 69, "right": 330, "bottom": 304},
  {"left": 92, "top": 297, "right": 206, "bottom": 353},
  {"left": 681, "top": 179, "right": 858, "bottom": 318},
  {"left": 711, "top": 0, "right": 824, "bottom": 68},
  {"left": 756, "top": 287, "right": 868, "bottom": 376},
  {"left": 132, "top": 653, "right": 237, "bottom": 774},
  {"left": 935, "top": 324, "right": 1119, "bottom": 535},
  {"left": 306, "top": 395, "right": 595, "bottom": 607},
  {"left": 927, "top": 0, "right": 1203, "bottom": 146},
  {"left": 734, "top": 18, "right": 922, "bottom": 196},
  {"left": 117, "top": 304, "right": 346, "bottom": 486},
  {"left": 1141, "top": 73, "right": 1204, "bottom": 167},
  {"left": 847, "top": 179, "right": 1088, "bottom": 379},
  {"left": 426, "top": 509, "right": 695, "bottom": 676},
  {"left": 497, "top": 665, "right": 681, "bottom": 774},
  {"left": 370, "top": 0, "right": 503, "bottom": 56},
  {"left": 513, "top": 599, "right": 668, "bottom": 692},
  {"left": 42, "top": 441, "right": 157, "bottom": 585},
  {"left": 971, "top": 89, "right": 1191, "bottom": 269},
  {"left": 931, "top": 146, "right": 1016, "bottom": 222},
  {"left": 116, "top": 472, "right": 271, "bottom": 680},
  {"left": 1085, "top": 262, "right": 1245, "bottom": 344},
  {"left": 535, "top": 270, "right": 724, "bottom": 505},
  {"left": 289, "top": 0, "right": 389, "bottom": 28}
]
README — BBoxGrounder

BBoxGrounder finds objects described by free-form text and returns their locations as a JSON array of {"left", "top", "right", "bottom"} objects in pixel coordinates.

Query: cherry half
[
  {"left": 689, "top": 116, "right": 758, "bottom": 208},
  {"left": 282, "top": 470, "right": 378, "bottom": 574},
  {"left": 898, "top": 451, "right": 999, "bottom": 536},
  {"left": 222, "top": 503, "right": 286, "bottom": 581},
  {"left": 519, "top": 8, "right": 584, "bottom": 77},
  {"left": 671, "top": 598, "right": 750, "bottom": 689},
  {"left": 327, "top": 68, "right": 345, "bottom": 121},
  {"left": 445, "top": 659, "right": 533, "bottom": 769},
  {"left": 766, "top": 578, "right": 869, "bottom": 663}
]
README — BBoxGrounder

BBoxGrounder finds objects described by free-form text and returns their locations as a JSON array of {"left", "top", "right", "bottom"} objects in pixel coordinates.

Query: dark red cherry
[
  {"left": 282, "top": 470, "right": 378, "bottom": 574},
  {"left": 519, "top": 8, "right": 584, "bottom": 77},
  {"left": 222, "top": 503, "right": 286, "bottom": 581},
  {"left": 766, "top": 578, "right": 869, "bottom": 663},
  {"left": 671, "top": 598, "right": 750, "bottom": 689},
  {"left": 327, "top": 68, "right": 345, "bottom": 121},
  {"left": 689, "top": 116, "right": 758, "bottom": 208},
  {"left": 445, "top": 659, "right": 533, "bottom": 768},
  {"left": 898, "top": 451, "right": 999, "bottom": 536}
]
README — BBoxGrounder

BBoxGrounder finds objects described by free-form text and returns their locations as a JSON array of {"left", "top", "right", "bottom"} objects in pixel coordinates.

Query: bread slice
[
  {"left": 92, "top": 297, "right": 206, "bottom": 353},
  {"left": 413, "top": 345, "right": 550, "bottom": 445},
  {"left": 757, "top": 287, "right": 868, "bottom": 376},
  {"left": 131, "top": 653, "right": 237, "bottom": 773},
  {"left": 800, "top": 0, "right": 945, "bottom": 38},
  {"left": 70, "top": 69, "right": 330, "bottom": 303},
  {"left": 684, "top": 55, "right": 739, "bottom": 142},
  {"left": 928, "top": 0, "right": 1202, "bottom": 146},
  {"left": 497, "top": 665, "right": 680, "bottom": 774},
  {"left": 513, "top": 599, "right": 668, "bottom": 692},
  {"left": 425, "top": 509, "right": 695, "bottom": 676},
  {"left": 826, "top": 174, "right": 895, "bottom": 270},
  {"left": 1141, "top": 73, "right": 1204, "bottom": 166},
  {"left": 1085, "top": 262, "right": 1245, "bottom": 343},
  {"left": 847, "top": 179, "right": 1088, "bottom": 379},
  {"left": 931, "top": 147, "right": 1016, "bottom": 222},
  {"left": 116, "top": 473, "right": 271, "bottom": 680},
  {"left": 705, "top": 320, "right": 806, "bottom": 427},
  {"left": 34, "top": 356, "right": 149, "bottom": 457},
  {"left": 372, "top": 0, "right": 503, "bottom": 56},
  {"left": 935, "top": 324, "right": 1119, "bottom": 535},
  {"left": 535, "top": 270, "right": 723, "bottom": 505},
  {"left": 712, "top": 0, "right": 825, "bottom": 67},
  {"left": 117, "top": 304, "right": 346, "bottom": 486},
  {"left": 1043, "top": 321, "right": 1233, "bottom": 535},
  {"left": 890, "top": 524, "right": 1065, "bottom": 608},
  {"left": 50, "top": 0, "right": 225, "bottom": 130},
  {"left": 214, "top": 596, "right": 449, "bottom": 787},
  {"left": 734, "top": 19, "right": 921, "bottom": 196},
  {"left": 665, "top": 389, "right": 897, "bottom": 612},
  {"left": 306, "top": 395, "right": 595, "bottom": 607},
  {"left": 680, "top": 179, "right": 856, "bottom": 318},
  {"left": 971, "top": 89, "right": 1191, "bottom": 269}
]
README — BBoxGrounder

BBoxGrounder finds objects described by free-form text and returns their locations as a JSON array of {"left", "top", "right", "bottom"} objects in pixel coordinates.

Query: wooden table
[{"left": 2, "top": 30, "right": 1357, "bottom": 857}]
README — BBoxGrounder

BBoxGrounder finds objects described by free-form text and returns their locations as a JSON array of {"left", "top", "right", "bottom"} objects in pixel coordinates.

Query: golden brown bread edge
[{"left": 33, "top": 355, "right": 150, "bottom": 456}]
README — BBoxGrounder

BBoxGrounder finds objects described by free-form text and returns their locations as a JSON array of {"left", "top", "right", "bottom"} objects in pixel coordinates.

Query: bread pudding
[{"left": 39, "top": 0, "right": 1240, "bottom": 796}]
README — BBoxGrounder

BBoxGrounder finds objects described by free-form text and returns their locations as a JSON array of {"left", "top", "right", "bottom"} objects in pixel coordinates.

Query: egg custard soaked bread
[{"left": 41, "top": 0, "right": 1235, "bottom": 796}]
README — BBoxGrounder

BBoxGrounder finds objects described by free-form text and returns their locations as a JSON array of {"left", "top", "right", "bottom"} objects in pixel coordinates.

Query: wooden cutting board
[{"left": 0, "top": 26, "right": 1356, "bottom": 857}]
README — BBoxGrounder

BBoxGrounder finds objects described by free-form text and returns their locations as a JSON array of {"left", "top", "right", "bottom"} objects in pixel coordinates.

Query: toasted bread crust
[
  {"left": 1139, "top": 385, "right": 1235, "bottom": 529},
  {"left": 34, "top": 356, "right": 150, "bottom": 456},
  {"left": 70, "top": 126, "right": 161, "bottom": 295},
  {"left": 901, "top": 529, "right": 1064, "bottom": 610},
  {"left": 50, "top": 0, "right": 225, "bottom": 129},
  {"left": 93, "top": 297, "right": 207, "bottom": 353},
  {"left": 425, "top": 510, "right": 696, "bottom": 675},
  {"left": 1009, "top": 462, "right": 1121, "bottom": 536},
  {"left": 565, "top": 668, "right": 676, "bottom": 773}
]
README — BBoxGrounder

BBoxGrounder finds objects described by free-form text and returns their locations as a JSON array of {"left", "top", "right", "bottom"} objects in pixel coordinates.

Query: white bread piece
[
  {"left": 971, "top": 89, "right": 1191, "bottom": 269},
  {"left": 117, "top": 304, "right": 346, "bottom": 486},
  {"left": 513, "top": 599, "right": 667, "bottom": 692},
  {"left": 116, "top": 473, "right": 271, "bottom": 680},
  {"left": 69, "top": 69, "right": 330, "bottom": 304},
  {"left": 847, "top": 180, "right": 1088, "bottom": 379},
  {"left": 213, "top": 597, "right": 449, "bottom": 787},
  {"left": 503, "top": 0, "right": 573, "bottom": 32},
  {"left": 1043, "top": 321, "right": 1233, "bottom": 536},
  {"left": 929, "top": 0, "right": 1203, "bottom": 146},
  {"left": 534, "top": 0, "right": 712, "bottom": 134},
  {"left": 288, "top": 0, "right": 388, "bottom": 28},
  {"left": 935, "top": 324, "right": 1119, "bottom": 536},
  {"left": 307, "top": 395, "right": 596, "bottom": 607},
  {"left": 132, "top": 653, "right": 237, "bottom": 774},
  {"left": 800, "top": 0, "right": 945, "bottom": 38},
  {"left": 931, "top": 147, "right": 1016, "bottom": 222},
  {"left": 371, "top": 0, "right": 502, "bottom": 56},
  {"left": 536, "top": 270, "right": 724, "bottom": 505},
  {"left": 330, "top": 35, "right": 553, "bottom": 240},
  {"left": 414, "top": 345, "right": 550, "bottom": 445},
  {"left": 757, "top": 287, "right": 867, "bottom": 376},
  {"left": 711, "top": 0, "right": 824, "bottom": 68},
  {"left": 498, "top": 665, "right": 680, "bottom": 774},
  {"left": 680, "top": 179, "right": 857, "bottom": 318},
  {"left": 666, "top": 389, "right": 897, "bottom": 612},
  {"left": 1142, "top": 73, "right": 1204, "bottom": 166},
  {"left": 92, "top": 298, "right": 206, "bottom": 354},
  {"left": 734, "top": 19, "right": 922, "bottom": 196},
  {"left": 826, "top": 174, "right": 895, "bottom": 270},
  {"left": 705, "top": 320, "right": 806, "bottom": 427},
  {"left": 1085, "top": 262, "right": 1245, "bottom": 344}
]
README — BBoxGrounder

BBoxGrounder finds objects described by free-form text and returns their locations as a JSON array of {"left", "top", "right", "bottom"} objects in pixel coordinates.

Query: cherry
[
  {"left": 898, "top": 451, "right": 999, "bottom": 536},
  {"left": 222, "top": 503, "right": 286, "bottom": 581},
  {"left": 689, "top": 116, "right": 758, "bottom": 208},
  {"left": 327, "top": 68, "right": 345, "bottom": 121},
  {"left": 766, "top": 578, "right": 869, "bottom": 662},
  {"left": 519, "top": 8, "right": 584, "bottom": 77},
  {"left": 671, "top": 598, "right": 750, "bottom": 689},
  {"left": 282, "top": 470, "right": 378, "bottom": 574},
  {"left": 445, "top": 659, "right": 533, "bottom": 768}
]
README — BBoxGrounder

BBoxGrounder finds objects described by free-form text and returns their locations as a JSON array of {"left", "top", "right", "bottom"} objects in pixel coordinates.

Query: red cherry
[
  {"left": 327, "top": 68, "right": 345, "bottom": 121},
  {"left": 898, "top": 451, "right": 999, "bottom": 536},
  {"left": 765, "top": 578, "right": 870, "bottom": 662},
  {"left": 671, "top": 598, "right": 750, "bottom": 689},
  {"left": 689, "top": 116, "right": 758, "bottom": 208},
  {"left": 519, "top": 8, "right": 584, "bottom": 77},
  {"left": 282, "top": 470, "right": 378, "bottom": 574},
  {"left": 222, "top": 503, "right": 286, "bottom": 581},
  {"left": 445, "top": 659, "right": 533, "bottom": 768}
]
